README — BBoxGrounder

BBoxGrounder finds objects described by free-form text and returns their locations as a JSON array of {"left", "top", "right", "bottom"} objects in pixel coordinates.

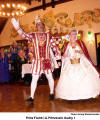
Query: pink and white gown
[{"left": 55, "top": 43, "right": 100, "bottom": 100}]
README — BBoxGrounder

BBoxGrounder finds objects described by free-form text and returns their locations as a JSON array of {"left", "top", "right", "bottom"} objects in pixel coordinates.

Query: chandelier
[{"left": 0, "top": 3, "right": 27, "bottom": 17}]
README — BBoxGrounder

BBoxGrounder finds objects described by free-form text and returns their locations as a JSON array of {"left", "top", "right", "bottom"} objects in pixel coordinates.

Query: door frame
[{"left": 95, "top": 32, "right": 100, "bottom": 66}]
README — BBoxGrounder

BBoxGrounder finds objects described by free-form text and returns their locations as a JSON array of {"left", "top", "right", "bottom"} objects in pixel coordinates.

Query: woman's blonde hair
[{"left": 69, "top": 29, "right": 78, "bottom": 35}]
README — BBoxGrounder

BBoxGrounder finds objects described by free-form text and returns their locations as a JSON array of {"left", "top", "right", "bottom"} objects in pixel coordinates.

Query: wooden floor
[{"left": 0, "top": 82, "right": 100, "bottom": 112}]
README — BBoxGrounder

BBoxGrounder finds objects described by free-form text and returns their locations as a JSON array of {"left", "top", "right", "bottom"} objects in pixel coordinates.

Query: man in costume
[{"left": 11, "top": 16, "right": 60, "bottom": 103}]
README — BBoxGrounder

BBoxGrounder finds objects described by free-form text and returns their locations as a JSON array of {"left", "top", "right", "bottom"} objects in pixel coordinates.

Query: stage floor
[{"left": 0, "top": 83, "right": 100, "bottom": 112}]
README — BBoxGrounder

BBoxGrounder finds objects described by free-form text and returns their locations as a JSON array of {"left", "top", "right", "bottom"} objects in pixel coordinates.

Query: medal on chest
[{"left": 37, "top": 33, "right": 46, "bottom": 46}]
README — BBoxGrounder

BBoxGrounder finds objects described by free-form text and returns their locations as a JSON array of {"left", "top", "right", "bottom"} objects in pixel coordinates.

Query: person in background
[
  {"left": 22, "top": 45, "right": 29, "bottom": 59},
  {"left": 0, "top": 48, "right": 10, "bottom": 83},
  {"left": 10, "top": 41, "right": 22, "bottom": 82},
  {"left": 16, "top": 49, "right": 27, "bottom": 82},
  {"left": 28, "top": 52, "right": 34, "bottom": 63},
  {"left": 10, "top": 41, "right": 21, "bottom": 62},
  {"left": 7, "top": 51, "right": 12, "bottom": 70}
]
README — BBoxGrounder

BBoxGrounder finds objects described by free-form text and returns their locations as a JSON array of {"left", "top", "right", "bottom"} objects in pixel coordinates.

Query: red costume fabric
[{"left": 17, "top": 28, "right": 60, "bottom": 74}]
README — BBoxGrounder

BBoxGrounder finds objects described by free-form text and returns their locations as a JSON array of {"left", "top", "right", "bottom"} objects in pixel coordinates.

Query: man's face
[
  {"left": 13, "top": 42, "right": 17, "bottom": 47},
  {"left": 18, "top": 50, "right": 23, "bottom": 58},
  {"left": 36, "top": 22, "right": 45, "bottom": 32},
  {"left": 0, "top": 48, "right": 4, "bottom": 54}
]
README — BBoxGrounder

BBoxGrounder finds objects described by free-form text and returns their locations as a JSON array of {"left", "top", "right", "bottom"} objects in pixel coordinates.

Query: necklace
[
  {"left": 37, "top": 33, "right": 46, "bottom": 46},
  {"left": 70, "top": 42, "right": 76, "bottom": 49}
]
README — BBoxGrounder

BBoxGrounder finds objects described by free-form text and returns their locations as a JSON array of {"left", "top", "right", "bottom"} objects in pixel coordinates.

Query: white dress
[{"left": 55, "top": 43, "right": 100, "bottom": 100}]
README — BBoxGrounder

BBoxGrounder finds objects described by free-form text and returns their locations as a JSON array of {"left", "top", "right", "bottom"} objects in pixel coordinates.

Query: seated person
[{"left": 16, "top": 49, "right": 27, "bottom": 81}]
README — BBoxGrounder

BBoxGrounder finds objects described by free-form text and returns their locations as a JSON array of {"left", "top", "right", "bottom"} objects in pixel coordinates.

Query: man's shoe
[
  {"left": 26, "top": 97, "right": 34, "bottom": 103},
  {"left": 49, "top": 94, "right": 54, "bottom": 100}
]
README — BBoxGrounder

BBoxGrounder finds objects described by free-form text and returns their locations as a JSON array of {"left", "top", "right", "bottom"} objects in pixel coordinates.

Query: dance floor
[{"left": 0, "top": 82, "right": 100, "bottom": 112}]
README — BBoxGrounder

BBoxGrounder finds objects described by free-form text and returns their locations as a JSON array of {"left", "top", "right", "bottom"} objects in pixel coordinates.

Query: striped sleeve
[{"left": 17, "top": 28, "right": 33, "bottom": 42}]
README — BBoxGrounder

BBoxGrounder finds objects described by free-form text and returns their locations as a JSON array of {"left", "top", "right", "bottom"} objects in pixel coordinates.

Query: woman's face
[
  {"left": 0, "top": 48, "right": 4, "bottom": 54},
  {"left": 69, "top": 32, "right": 77, "bottom": 41},
  {"left": 36, "top": 22, "right": 45, "bottom": 32}
]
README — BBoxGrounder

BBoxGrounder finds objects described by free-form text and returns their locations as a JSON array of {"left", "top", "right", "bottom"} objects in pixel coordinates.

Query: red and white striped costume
[{"left": 17, "top": 28, "right": 60, "bottom": 75}]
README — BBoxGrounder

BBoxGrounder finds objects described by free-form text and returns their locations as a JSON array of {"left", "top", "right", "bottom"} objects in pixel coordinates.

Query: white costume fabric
[{"left": 55, "top": 43, "right": 100, "bottom": 100}]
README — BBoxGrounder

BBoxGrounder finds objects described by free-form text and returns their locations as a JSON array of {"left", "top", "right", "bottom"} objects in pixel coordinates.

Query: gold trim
[
  {"left": 32, "top": 37, "right": 37, "bottom": 59},
  {"left": 70, "top": 58, "right": 80, "bottom": 64},
  {"left": 46, "top": 33, "right": 49, "bottom": 59},
  {"left": 35, "top": 33, "right": 40, "bottom": 59}
]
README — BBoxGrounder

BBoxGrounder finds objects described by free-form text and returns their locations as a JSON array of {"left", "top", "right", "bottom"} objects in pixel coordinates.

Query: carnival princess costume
[{"left": 55, "top": 38, "right": 100, "bottom": 100}]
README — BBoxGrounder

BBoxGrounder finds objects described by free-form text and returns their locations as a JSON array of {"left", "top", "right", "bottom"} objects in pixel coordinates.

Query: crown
[{"left": 35, "top": 15, "right": 41, "bottom": 24}]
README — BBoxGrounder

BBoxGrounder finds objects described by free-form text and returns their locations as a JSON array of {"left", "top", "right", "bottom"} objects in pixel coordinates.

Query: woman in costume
[{"left": 55, "top": 29, "right": 100, "bottom": 100}]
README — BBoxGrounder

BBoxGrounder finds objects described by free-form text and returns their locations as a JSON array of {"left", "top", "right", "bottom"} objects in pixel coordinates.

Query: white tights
[{"left": 30, "top": 72, "right": 54, "bottom": 99}]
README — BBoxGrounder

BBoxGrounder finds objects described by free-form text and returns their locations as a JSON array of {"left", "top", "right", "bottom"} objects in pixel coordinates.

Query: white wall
[{"left": 0, "top": 0, "right": 100, "bottom": 65}]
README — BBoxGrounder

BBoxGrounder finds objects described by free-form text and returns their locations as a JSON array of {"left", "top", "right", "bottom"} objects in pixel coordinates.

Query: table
[{"left": 22, "top": 64, "right": 32, "bottom": 78}]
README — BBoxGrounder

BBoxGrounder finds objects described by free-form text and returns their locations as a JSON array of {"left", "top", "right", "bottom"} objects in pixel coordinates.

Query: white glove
[
  {"left": 62, "top": 35, "right": 70, "bottom": 41},
  {"left": 11, "top": 18, "right": 20, "bottom": 30},
  {"left": 55, "top": 55, "right": 61, "bottom": 60},
  {"left": 50, "top": 48, "right": 59, "bottom": 69}
]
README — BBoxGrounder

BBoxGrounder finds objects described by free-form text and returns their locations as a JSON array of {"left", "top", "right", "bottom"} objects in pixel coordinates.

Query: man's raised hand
[{"left": 11, "top": 18, "right": 20, "bottom": 30}]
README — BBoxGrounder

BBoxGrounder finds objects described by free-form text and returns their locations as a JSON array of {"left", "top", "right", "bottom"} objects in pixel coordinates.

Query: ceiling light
[{"left": 0, "top": 3, "right": 27, "bottom": 17}]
